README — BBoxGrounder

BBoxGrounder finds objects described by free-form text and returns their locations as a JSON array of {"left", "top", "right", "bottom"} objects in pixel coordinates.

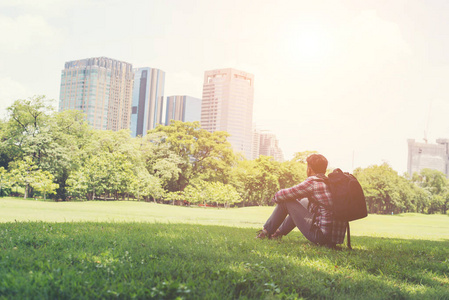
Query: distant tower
[
  {"left": 407, "top": 138, "right": 449, "bottom": 177},
  {"left": 130, "top": 67, "right": 165, "bottom": 137},
  {"left": 251, "top": 127, "right": 261, "bottom": 160},
  {"left": 59, "top": 57, "right": 134, "bottom": 131},
  {"left": 165, "top": 95, "right": 201, "bottom": 125},
  {"left": 201, "top": 68, "right": 254, "bottom": 159},
  {"left": 259, "top": 131, "right": 285, "bottom": 162}
]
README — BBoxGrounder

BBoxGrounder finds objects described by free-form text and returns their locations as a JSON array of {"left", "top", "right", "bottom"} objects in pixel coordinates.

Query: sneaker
[
  {"left": 270, "top": 230, "right": 284, "bottom": 240},
  {"left": 255, "top": 229, "right": 270, "bottom": 239}
]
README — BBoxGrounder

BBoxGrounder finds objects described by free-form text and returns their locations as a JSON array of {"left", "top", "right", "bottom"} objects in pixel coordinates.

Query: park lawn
[
  {"left": 0, "top": 198, "right": 448, "bottom": 299},
  {"left": 0, "top": 197, "right": 448, "bottom": 240}
]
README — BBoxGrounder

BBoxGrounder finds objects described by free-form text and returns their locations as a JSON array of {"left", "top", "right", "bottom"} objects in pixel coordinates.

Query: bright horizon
[{"left": 2, "top": 0, "right": 449, "bottom": 174}]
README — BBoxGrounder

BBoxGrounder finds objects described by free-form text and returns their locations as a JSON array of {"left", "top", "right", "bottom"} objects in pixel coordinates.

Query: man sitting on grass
[{"left": 256, "top": 154, "right": 346, "bottom": 248}]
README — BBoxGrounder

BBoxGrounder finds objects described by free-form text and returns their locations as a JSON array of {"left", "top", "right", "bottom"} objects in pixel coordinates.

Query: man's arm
[{"left": 273, "top": 179, "right": 314, "bottom": 203}]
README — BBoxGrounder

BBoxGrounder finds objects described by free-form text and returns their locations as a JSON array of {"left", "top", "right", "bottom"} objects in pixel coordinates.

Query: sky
[{"left": 1, "top": 0, "right": 449, "bottom": 174}]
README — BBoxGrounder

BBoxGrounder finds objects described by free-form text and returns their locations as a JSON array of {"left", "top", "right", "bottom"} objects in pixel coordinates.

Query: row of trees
[{"left": 0, "top": 96, "right": 448, "bottom": 214}]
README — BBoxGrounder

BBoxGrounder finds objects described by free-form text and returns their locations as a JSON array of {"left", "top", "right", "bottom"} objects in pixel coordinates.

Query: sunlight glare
[{"left": 283, "top": 21, "right": 334, "bottom": 68}]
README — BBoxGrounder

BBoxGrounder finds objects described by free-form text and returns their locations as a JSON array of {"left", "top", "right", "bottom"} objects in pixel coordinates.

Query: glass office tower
[
  {"left": 165, "top": 95, "right": 201, "bottom": 125},
  {"left": 59, "top": 57, "right": 133, "bottom": 131},
  {"left": 130, "top": 67, "right": 165, "bottom": 137}
]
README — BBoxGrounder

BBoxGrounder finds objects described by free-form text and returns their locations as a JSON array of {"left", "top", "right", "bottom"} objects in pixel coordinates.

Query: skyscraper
[
  {"left": 259, "top": 131, "right": 285, "bottom": 162},
  {"left": 59, "top": 57, "right": 133, "bottom": 131},
  {"left": 201, "top": 68, "right": 254, "bottom": 159},
  {"left": 130, "top": 67, "right": 165, "bottom": 137},
  {"left": 407, "top": 138, "right": 449, "bottom": 177},
  {"left": 251, "top": 127, "right": 261, "bottom": 160},
  {"left": 165, "top": 95, "right": 201, "bottom": 125}
]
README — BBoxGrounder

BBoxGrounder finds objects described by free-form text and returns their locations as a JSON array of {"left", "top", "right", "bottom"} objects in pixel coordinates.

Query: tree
[
  {"left": 277, "top": 159, "right": 307, "bottom": 189},
  {"left": 67, "top": 153, "right": 111, "bottom": 200},
  {"left": 3, "top": 96, "right": 54, "bottom": 166},
  {"left": 182, "top": 180, "right": 240, "bottom": 208},
  {"left": 130, "top": 167, "right": 164, "bottom": 202},
  {"left": 211, "top": 182, "right": 242, "bottom": 208},
  {"left": 66, "top": 169, "right": 89, "bottom": 200},
  {"left": 0, "top": 167, "right": 12, "bottom": 197},
  {"left": 231, "top": 156, "right": 280, "bottom": 206},
  {"left": 412, "top": 168, "right": 449, "bottom": 214},
  {"left": 47, "top": 109, "right": 93, "bottom": 200},
  {"left": 354, "top": 163, "right": 426, "bottom": 214},
  {"left": 149, "top": 121, "right": 236, "bottom": 191},
  {"left": 140, "top": 132, "right": 184, "bottom": 191},
  {"left": 8, "top": 157, "right": 57, "bottom": 199},
  {"left": 1, "top": 99, "right": 93, "bottom": 200},
  {"left": 292, "top": 151, "right": 318, "bottom": 164},
  {"left": 182, "top": 180, "right": 211, "bottom": 206},
  {"left": 31, "top": 170, "right": 59, "bottom": 200}
]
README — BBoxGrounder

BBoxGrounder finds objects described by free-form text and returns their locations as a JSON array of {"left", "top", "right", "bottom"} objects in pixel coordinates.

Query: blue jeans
[{"left": 263, "top": 199, "right": 328, "bottom": 245}]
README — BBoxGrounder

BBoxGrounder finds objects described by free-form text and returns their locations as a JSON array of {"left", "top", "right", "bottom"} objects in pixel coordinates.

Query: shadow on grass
[{"left": 0, "top": 222, "right": 448, "bottom": 299}]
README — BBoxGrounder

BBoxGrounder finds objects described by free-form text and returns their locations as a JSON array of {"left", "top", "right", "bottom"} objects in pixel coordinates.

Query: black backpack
[
  {"left": 327, "top": 168, "right": 367, "bottom": 222},
  {"left": 313, "top": 169, "right": 367, "bottom": 249}
]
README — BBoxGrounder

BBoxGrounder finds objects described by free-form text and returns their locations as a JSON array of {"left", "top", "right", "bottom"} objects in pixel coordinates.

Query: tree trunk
[{"left": 24, "top": 183, "right": 28, "bottom": 199}]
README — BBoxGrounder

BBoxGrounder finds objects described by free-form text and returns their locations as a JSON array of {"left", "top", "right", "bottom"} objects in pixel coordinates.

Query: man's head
[{"left": 306, "top": 154, "right": 328, "bottom": 175}]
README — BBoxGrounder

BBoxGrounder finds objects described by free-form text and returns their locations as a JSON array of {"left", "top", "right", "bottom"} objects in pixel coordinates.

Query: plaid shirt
[{"left": 274, "top": 174, "right": 347, "bottom": 244}]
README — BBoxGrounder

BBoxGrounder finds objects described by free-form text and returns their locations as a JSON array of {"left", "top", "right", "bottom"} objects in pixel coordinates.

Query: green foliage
[
  {"left": 130, "top": 167, "right": 164, "bottom": 202},
  {"left": 1, "top": 98, "right": 93, "bottom": 200},
  {"left": 0, "top": 167, "right": 12, "bottom": 196},
  {"left": 1, "top": 97, "right": 449, "bottom": 213},
  {"left": 411, "top": 168, "right": 449, "bottom": 214},
  {"left": 140, "top": 132, "right": 184, "bottom": 190},
  {"left": 2, "top": 96, "right": 54, "bottom": 164},
  {"left": 48, "top": 109, "right": 93, "bottom": 199},
  {"left": 355, "top": 164, "right": 421, "bottom": 214},
  {"left": 30, "top": 170, "right": 59, "bottom": 200},
  {"left": 8, "top": 157, "right": 58, "bottom": 199},
  {"left": 150, "top": 121, "right": 237, "bottom": 190},
  {"left": 181, "top": 180, "right": 241, "bottom": 207},
  {"left": 277, "top": 159, "right": 307, "bottom": 189},
  {"left": 292, "top": 150, "right": 318, "bottom": 164},
  {"left": 231, "top": 156, "right": 307, "bottom": 206}
]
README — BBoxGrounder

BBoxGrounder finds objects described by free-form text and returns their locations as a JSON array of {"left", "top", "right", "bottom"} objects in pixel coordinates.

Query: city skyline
[
  {"left": 58, "top": 57, "right": 262, "bottom": 159},
  {"left": 3, "top": 1, "right": 449, "bottom": 173}
]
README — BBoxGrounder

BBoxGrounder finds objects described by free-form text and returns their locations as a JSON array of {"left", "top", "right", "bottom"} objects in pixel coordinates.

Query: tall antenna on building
[{"left": 424, "top": 100, "right": 433, "bottom": 144}]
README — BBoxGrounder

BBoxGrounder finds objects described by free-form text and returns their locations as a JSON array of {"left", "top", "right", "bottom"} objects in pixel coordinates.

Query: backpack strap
[{"left": 346, "top": 222, "right": 352, "bottom": 250}]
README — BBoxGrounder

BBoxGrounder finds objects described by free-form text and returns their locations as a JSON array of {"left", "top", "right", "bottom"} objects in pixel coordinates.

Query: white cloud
[
  {"left": 0, "top": 14, "right": 63, "bottom": 53},
  {"left": 0, "top": 0, "right": 92, "bottom": 17},
  {"left": 0, "top": 77, "right": 30, "bottom": 118},
  {"left": 328, "top": 10, "right": 411, "bottom": 81},
  {"left": 164, "top": 71, "right": 203, "bottom": 98}
]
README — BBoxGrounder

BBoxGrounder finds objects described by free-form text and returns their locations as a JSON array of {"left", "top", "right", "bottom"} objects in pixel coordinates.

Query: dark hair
[{"left": 306, "top": 154, "right": 328, "bottom": 174}]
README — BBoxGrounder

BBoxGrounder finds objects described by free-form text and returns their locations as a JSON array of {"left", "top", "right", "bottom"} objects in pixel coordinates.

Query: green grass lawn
[{"left": 0, "top": 197, "right": 448, "bottom": 299}]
